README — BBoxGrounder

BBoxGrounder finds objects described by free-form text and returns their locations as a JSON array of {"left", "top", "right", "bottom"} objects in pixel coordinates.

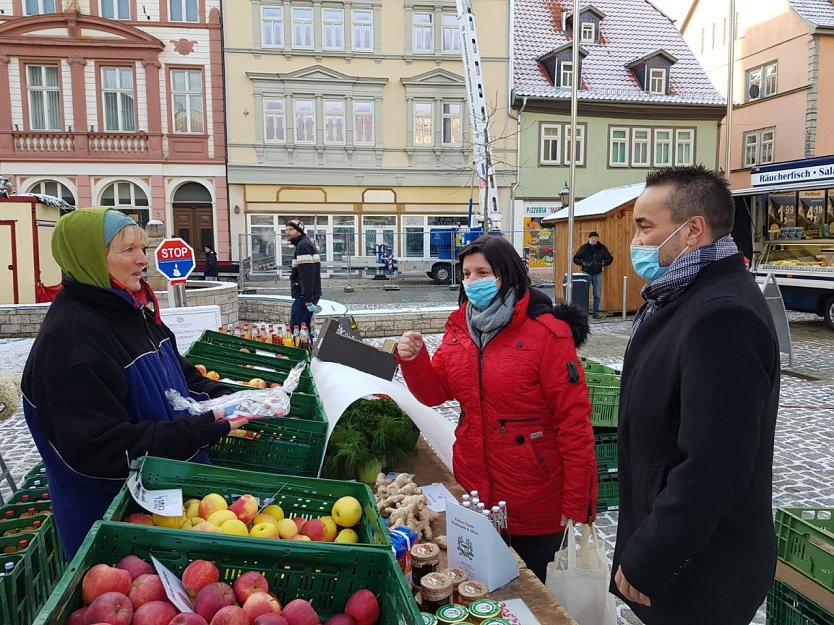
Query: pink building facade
[{"left": 0, "top": 0, "right": 229, "bottom": 260}]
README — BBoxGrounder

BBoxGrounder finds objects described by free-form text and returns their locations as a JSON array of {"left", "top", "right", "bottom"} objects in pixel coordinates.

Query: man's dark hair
[
  {"left": 588, "top": 231, "right": 599, "bottom": 238},
  {"left": 645, "top": 165, "right": 735, "bottom": 237},
  {"left": 457, "top": 235, "right": 529, "bottom": 305}
]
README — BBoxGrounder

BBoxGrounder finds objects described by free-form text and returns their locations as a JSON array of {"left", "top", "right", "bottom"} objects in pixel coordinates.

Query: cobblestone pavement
[{"left": 1, "top": 308, "right": 832, "bottom": 625}]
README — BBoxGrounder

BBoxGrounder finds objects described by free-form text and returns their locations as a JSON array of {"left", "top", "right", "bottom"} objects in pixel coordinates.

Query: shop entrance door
[{"left": 0, "top": 221, "right": 19, "bottom": 304}]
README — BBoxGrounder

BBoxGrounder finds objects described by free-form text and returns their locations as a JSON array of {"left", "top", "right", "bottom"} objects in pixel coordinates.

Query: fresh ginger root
[
  {"left": 376, "top": 475, "right": 438, "bottom": 541},
  {"left": 435, "top": 535, "right": 447, "bottom": 549}
]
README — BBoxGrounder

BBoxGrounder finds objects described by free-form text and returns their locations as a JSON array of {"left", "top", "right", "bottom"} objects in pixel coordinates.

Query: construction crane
[{"left": 456, "top": 0, "right": 502, "bottom": 231}]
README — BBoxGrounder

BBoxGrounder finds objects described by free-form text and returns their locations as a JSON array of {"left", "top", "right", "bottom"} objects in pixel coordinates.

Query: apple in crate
[
  {"left": 300, "top": 519, "right": 327, "bottom": 542},
  {"left": 85, "top": 592, "right": 133, "bottom": 625},
  {"left": 233, "top": 571, "right": 269, "bottom": 603},
  {"left": 68, "top": 607, "right": 88, "bottom": 625},
  {"left": 194, "top": 582, "right": 236, "bottom": 622},
  {"left": 249, "top": 522, "right": 280, "bottom": 539},
  {"left": 211, "top": 606, "right": 249, "bottom": 625},
  {"left": 253, "top": 615, "right": 288, "bottom": 625},
  {"left": 132, "top": 601, "right": 178, "bottom": 625},
  {"left": 128, "top": 574, "right": 167, "bottom": 608},
  {"left": 116, "top": 555, "right": 153, "bottom": 580},
  {"left": 82, "top": 564, "right": 132, "bottom": 605},
  {"left": 344, "top": 590, "right": 380, "bottom": 625},
  {"left": 124, "top": 513, "right": 154, "bottom": 526},
  {"left": 276, "top": 518, "right": 298, "bottom": 539},
  {"left": 325, "top": 615, "right": 357, "bottom": 625},
  {"left": 229, "top": 494, "right": 259, "bottom": 524},
  {"left": 331, "top": 497, "right": 362, "bottom": 528},
  {"left": 169, "top": 614, "right": 209, "bottom": 625},
  {"left": 199, "top": 494, "right": 229, "bottom": 521},
  {"left": 281, "top": 599, "right": 320, "bottom": 625},
  {"left": 182, "top": 560, "right": 221, "bottom": 597},
  {"left": 242, "top": 592, "right": 282, "bottom": 622}
]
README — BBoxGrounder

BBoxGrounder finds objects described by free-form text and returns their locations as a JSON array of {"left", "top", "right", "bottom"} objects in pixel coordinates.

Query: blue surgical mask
[
  {"left": 630, "top": 222, "right": 689, "bottom": 282},
  {"left": 463, "top": 276, "right": 499, "bottom": 309}
]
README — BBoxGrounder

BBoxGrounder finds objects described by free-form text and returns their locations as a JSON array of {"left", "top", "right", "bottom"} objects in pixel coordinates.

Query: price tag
[
  {"left": 126, "top": 472, "right": 183, "bottom": 517},
  {"left": 151, "top": 556, "right": 194, "bottom": 613}
]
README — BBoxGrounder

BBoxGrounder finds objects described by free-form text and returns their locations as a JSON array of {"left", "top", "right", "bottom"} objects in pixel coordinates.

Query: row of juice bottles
[{"left": 217, "top": 322, "right": 313, "bottom": 351}]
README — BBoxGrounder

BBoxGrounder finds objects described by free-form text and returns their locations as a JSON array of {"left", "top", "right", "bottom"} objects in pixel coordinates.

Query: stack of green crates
[
  {"left": 767, "top": 507, "right": 834, "bottom": 624},
  {"left": 582, "top": 357, "right": 621, "bottom": 513},
  {"left": 185, "top": 330, "right": 327, "bottom": 477},
  {"left": 32, "top": 522, "right": 421, "bottom": 625},
  {"left": 1, "top": 468, "right": 67, "bottom": 625}
]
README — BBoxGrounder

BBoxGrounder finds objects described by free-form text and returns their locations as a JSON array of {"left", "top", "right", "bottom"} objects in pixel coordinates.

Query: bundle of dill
[{"left": 322, "top": 397, "right": 419, "bottom": 483}]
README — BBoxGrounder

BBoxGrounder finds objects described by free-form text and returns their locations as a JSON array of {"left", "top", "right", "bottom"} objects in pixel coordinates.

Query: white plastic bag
[{"left": 545, "top": 521, "right": 617, "bottom": 625}]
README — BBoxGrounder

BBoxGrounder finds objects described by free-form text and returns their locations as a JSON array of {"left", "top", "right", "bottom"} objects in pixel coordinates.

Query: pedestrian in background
[
  {"left": 286, "top": 219, "right": 322, "bottom": 332},
  {"left": 573, "top": 231, "right": 613, "bottom": 318},
  {"left": 203, "top": 244, "right": 219, "bottom": 281},
  {"left": 21, "top": 208, "right": 248, "bottom": 557},
  {"left": 396, "top": 235, "right": 598, "bottom": 582},
  {"left": 612, "top": 166, "right": 780, "bottom": 624}
]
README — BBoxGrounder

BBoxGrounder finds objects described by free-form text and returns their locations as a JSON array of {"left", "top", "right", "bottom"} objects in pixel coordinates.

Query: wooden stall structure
[
  {"left": 0, "top": 197, "right": 64, "bottom": 304},
  {"left": 543, "top": 183, "right": 646, "bottom": 315}
]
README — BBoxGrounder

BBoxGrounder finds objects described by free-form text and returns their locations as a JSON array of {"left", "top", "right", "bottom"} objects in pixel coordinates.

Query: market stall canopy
[{"left": 541, "top": 182, "right": 645, "bottom": 224}]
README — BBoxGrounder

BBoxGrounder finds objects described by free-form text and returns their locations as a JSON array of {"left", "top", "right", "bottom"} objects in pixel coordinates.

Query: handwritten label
[
  {"left": 499, "top": 599, "right": 541, "bottom": 625},
  {"left": 418, "top": 483, "right": 455, "bottom": 512},
  {"left": 151, "top": 556, "right": 194, "bottom": 613},
  {"left": 126, "top": 473, "right": 183, "bottom": 517}
]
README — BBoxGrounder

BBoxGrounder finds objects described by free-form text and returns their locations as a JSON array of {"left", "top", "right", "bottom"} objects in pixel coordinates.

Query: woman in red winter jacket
[{"left": 397, "top": 235, "right": 598, "bottom": 582}]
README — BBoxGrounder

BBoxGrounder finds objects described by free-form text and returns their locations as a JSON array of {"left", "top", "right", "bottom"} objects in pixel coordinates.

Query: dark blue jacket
[{"left": 22, "top": 278, "right": 232, "bottom": 557}]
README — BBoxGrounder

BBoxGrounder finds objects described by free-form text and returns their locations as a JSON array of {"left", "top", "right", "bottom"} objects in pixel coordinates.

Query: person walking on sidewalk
[
  {"left": 573, "top": 231, "right": 613, "bottom": 318},
  {"left": 203, "top": 244, "right": 219, "bottom": 281},
  {"left": 21, "top": 208, "right": 248, "bottom": 558},
  {"left": 396, "top": 235, "right": 598, "bottom": 582},
  {"left": 286, "top": 220, "right": 321, "bottom": 333},
  {"left": 612, "top": 166, "right": 780, "bottom": 625}
]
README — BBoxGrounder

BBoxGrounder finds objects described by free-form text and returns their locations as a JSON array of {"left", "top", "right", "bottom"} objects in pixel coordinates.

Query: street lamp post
[{"left": 560, "top": 181, "right": 572, "bottom": 303}]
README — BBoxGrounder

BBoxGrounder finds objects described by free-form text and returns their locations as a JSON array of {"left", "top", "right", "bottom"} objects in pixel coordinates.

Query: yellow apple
[
  {"left": 152, "top": 513, "right": 186, "bottom": 529},
  {"left": 276, "top": 518, "right": 299, "bottom": 539},
  {"left": 220, "top": 519, "right": 249, "bottom": 536},
  {"left": 331, "top": 496, "right": 362, "bottom": 527},
  {"left": 184, "top": 498, "right": 202, "bottom": 519},
  {"left": 321, "top": 516, "right": 338, "bottom": 542},
  {"left": 199, "top": 493, "right": 228, "bottom": 519},
  {"left": 253, "top": 513, "right": 280, "bottom": 529},
  {"left": 262, "top": 504, "right": 285, "bottom": 522},
  {"left": 181, "top": 517, "right": 206, "bottom": 529},
  {"left": 207, "top": 509, "right": 239, "bottom": 527},
  {"left": 192, "top": 521, "right": 222, "bottom": 533},
  {"left": 249, "top": 522, "right": 280, "bottom": 539},
  {"left": 334, "top": 528, "right": 359, "bottom": 543}
]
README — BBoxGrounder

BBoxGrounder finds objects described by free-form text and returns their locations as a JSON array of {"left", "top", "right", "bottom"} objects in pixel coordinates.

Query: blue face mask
[
  {"left": 463, "top": 276, "right": 499, "bottom": 309},
  {"left": 630, "top": 222, "right": 689, "bottom": 282}
]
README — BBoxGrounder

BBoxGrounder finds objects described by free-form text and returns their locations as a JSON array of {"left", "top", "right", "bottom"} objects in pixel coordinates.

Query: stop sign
[{"left": 154, "top": 238, "right": 195, "bottom": 283}]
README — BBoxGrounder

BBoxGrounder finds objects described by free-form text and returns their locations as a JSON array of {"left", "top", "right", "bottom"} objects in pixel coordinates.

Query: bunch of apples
[
  {"left": 194, "top": 364, "right": 281, "bottom": 390},
  {"left": 124, "top": 494, "right": 364, "bottom": 544},
  {"left": 69, "top": 556, "right": 380, "bottom": 625}
]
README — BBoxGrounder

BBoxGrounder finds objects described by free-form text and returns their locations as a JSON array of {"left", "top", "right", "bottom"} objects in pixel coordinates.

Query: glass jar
[
  {"left": 411, "top": 542, "right": 441, "bottom": 594},
  {"left": 457, "top": 580, "right": 489, "bottom": 607},
  {"left": 443, "top": 568, "right": 469, "bottom": 604},
  {"left": 436, "top": 604, "right": 470, "bottom": 625},
  {"left": 420, "top": 572, "right": 453, "bottom": 614},
  {"left": 420, "top": 613, "right": 438, "bottom": 625},
  {"left": 468, "top": 600, "right": 502, "bottom": 624}
]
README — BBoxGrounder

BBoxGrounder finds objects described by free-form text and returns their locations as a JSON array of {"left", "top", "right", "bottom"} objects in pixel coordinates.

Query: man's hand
[
  {"left": 397, "top": 331, "right": 424, "bottom": 361},
  {"left": 615, "top": 566, "right": 652, "bottom": 607}
]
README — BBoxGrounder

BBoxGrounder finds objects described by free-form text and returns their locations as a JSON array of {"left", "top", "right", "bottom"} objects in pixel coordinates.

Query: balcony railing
[
  {"left": 7, "top": 130, "right": 163, "bottom": 159},
  {"left": 89, "top": 132, "right": 149, "bottom": 154},
  {"left": 13, "top": 131, "right": 75, "bottom": 152}
]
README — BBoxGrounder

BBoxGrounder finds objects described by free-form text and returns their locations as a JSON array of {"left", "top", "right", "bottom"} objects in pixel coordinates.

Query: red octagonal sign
[{"left": 154, "top": 238, "right": 195, "bottom": 283}]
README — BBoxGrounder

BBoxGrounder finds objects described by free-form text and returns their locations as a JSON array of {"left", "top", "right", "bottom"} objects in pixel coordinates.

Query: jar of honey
[
  {"left": 411, "top": 542, "right": 441, "bottom": 594},
  {"left": 443, "top": 568, "right": 469, "bottom": 604},
  {"left": 456, "top": 580, "right": 489, "bottom": 607},
  {"left": 420, "top": 572, "right": 453, "bottom": 614}
]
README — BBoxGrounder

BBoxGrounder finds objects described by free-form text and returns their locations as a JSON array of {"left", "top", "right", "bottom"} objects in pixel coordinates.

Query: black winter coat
[
  {"left": 204, "top": 250, "right": 218, "bottom": 278},
  {"left": 611, "top": 254, "right": 780, "bottom": 625},
  {"left": 573, "top": 242, "right": 613, "bottom": 275},
  {"left": 289, "top": 234, "right": 322, "bottom": 301}
]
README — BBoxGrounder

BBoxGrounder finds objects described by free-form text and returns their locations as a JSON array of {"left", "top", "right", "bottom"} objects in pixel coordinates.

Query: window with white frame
[
  {"left": 171, "top": 69, "right": 204, "bottom": 134},
  {"left": 764, "top": 63, "right": 777, "bottom": 97},
  {"left": 294, "top": 99, "right": 315, "bottom": 143},
  {"left": 442, "top": 13, "right": 460, "bottom": 52},
  {"left": 675, "top": 129, "right": 694, "bottom": 166},
  {"left": 26, "top": 65, "right": 61, "bottom": 131},
  {"left": 653, "top": 129, "right": 672, "bottom": 166},
  {"left": 101, "top": 0, "right": 129, "bottom": 19},
  {"left": 610, "top": 128, "right": 628, "bottom": 166},
  {"left": 761, "top": 128, "right": 775, "bottom": 164},
  {"left": 353, "top": 101, "right": 374, "bottom": 145},
  {"left": 100, "top": 181, "right": 150, "bottom": 226},
  {"left": 564, "top": 125, "right": 585, "bottom": 165},
  {"left": 442, "top": 102, "right": 462, "bottom": 146},
  {"left": 414, "top": 12, "right": 434, "bottom": 53},
  {"left": 322, "top": 8, "right": 344, "bottom": 50},
  {"left": 414, "top": 102, "right": 433, "bottom": 145},
  {"left": 26, "top": 180, "right": 75, "bottom": 205},
  {"left": 351, "top": 10, "right": 373, "bottom": 51},
  {"left": 560, "top": 61, "right": 573, "bottom": 88},
  {"left": 261, "top": 6, "right": 284, "bottom": 48},
  {"left": 25, "top": 0, "right": 55, "bottom": 15},
  {"left": 102, "top": 67, "right": 135, "bottom": 132},
  {"left": 580, "top": 22, "right": 595, "bottom": 43},
  {"left": 743, "top": 132, "right": 758, "bottom": 167},
  {"left": 169, "top": 0, "right": 198, "bottom": 22},
  {"left": 324, "top": 100, "right": 345, "bottom": 144},
  {"left": 264, "top": 99, "right": 286, "bottom": 142},
  {"left": 631, "top": 128, "right": 650, "bottom": 167},
  {"left": 648, "top": 68, "right": 666, "bottom": 94},
  {"left": 540, "top": 124, "right": 561, "bottom": 164},
  {"left": 746, "top": 62, "right": 777, "bottom": 101},
  {"left": 292, "top": 7, "right": 314, "bottom": 49},
  {"left": 743, "top": 127, "right": 775, "bottom": 167}
]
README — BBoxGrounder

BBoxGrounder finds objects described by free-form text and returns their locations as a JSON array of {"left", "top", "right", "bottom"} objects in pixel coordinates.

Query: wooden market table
[{"left": 408, "top": 439, "right": 578, "bottom": 625}]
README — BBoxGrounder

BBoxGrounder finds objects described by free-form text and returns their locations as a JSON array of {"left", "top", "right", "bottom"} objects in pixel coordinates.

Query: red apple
[
  {"left": 242, "top": 591, "right": 282, "bottom": 622},
  {"left": 69, "top": 606, "right": 88, "bottom": 625},
  {"left": 182, "top": 560, "right": 221, "bottom": 597},
  {"left": 229, "top": 494, "right": 259, "bottom": 525},
  {"left": 291, "top": 517, "right": 307, "bottom": 533},
  {"left": 344, "top": 590, "right": 379, "bottom": 625},
  {"left": 128, "top": 574, "right": 167, "bottom": 609},
  {"left": 300, "top": 519, "right": 327, "bottom": 542},
  {"left": 233, "top": 570, "right": 269, "bottom": 604},
  {"left": 281, "top": 599, "right": 320, "bottom": 625},
  {"left": 325, "top": 615, "right": 357, "bottom": 625},
  {"left": 85, "top": 592, "right": 133, "bottom": 625},
  {"left": 168, "top": 614, "right": 209, "bottom": 625},
  {"left": 116, "top": 555, "right": 154, "bottom": 580},
  {"left": 82, "top": 564, "right": 132, "bottom": 605},
  {"left": 132, "top": 601, "right": 178, "bottom": 625},
  {"left": 253, "top": 616, "right": 288, "bottom": 625},
  {"left": 124, "top": 513, "right": 155, "bottom": 526},
  {"left": 210, "top": 606, "right": 249, "bottom": 625},
  {"left": 194, "top": 582, "right": 236, "bottom": 622}
]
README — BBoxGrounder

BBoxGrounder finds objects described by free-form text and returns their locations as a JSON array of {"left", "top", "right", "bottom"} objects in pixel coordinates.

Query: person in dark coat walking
[
  {"left": 286, "top": 220, "right": 321, "bottom": 332},
  {"left": 611, "top": 166, "right": 780, "bottom": 625},
  {"left": 573, "top": 232, "right": 613, "bottom": 318},
  {"left": 203, "top": 245, "right": 219, "bottom": 281}
]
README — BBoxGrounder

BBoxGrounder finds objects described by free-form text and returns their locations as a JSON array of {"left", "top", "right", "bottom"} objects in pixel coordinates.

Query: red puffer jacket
[{"left": 399, "top": 290, "right": 598, "bottom": 536}]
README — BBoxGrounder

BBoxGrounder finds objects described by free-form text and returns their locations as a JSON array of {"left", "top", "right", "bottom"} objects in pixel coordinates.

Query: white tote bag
[{"left": 545, "top": 521, "right": 617, "bottom": 625}]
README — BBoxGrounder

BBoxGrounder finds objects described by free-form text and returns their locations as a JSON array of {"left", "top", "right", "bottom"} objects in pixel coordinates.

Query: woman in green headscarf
[{"left": 21, "top": 208, "right": 248, "bottom": 558}]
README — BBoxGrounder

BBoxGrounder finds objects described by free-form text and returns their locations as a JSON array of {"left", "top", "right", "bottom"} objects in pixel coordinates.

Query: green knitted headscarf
[{"left": 52, "top": 208, "right": 132, "bottom": 288}]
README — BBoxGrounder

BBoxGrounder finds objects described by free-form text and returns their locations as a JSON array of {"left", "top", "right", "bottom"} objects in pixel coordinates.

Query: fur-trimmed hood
[{"left": 526, "top": 287, "right": 590, "bottom": 349}]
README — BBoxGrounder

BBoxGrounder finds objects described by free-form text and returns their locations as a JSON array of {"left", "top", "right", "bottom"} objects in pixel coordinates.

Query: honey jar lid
[
  {"left": 468, "top": 600, "right": 501, "bottom": 620},
  {"left": 457, "top": 580, "right": 489, "bottom": 600},
  {"left": 411, "top": 542, "right": 441, "bottom": 563},
  {"left": 420, "top": 572, "right": 453, "bottom": 601},
  {"left": 443, "top": 567, "right": 469, "bottom": 585}
]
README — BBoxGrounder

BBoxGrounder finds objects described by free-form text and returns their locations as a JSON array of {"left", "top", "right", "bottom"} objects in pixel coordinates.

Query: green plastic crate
[
  {"left": 0, "top": 501, "right": 52, "bottom": 522},
  {"left": 581, "top": 361, "right": 620, "bottom": 375},
  {"left": 594, "top": 432, "right": 618, "bottom": 473},
  {"left": 33, "top": 522, "right": 419, "bottom": 625},
  {"left": 590, "top": 386, "right": 619, "bottom": 428},
  {"left": 584, "top": 372, "right": 621, "bottom": 388},
  {"left": 183, "top": 354, "right": 318, "bottom": 395},
  {"left": 775, "top": 507, "right": 834, "bottom": 592},
  {"left": 597, "top": 473, "right": 619, "bottom": 512},
  {"left": 0, "top": 512, "right": 64, "bottom": 590},
  {"left": 20, "top": 475, "right": 49, "bottom": 490},
  {"left": 766, "top": 579, "right": 833, "bottom": 625},
  {"left": 198, "top": 329, "right": 311, "bottom": 362},
  {"left": 9, "top": 488, "right": 49, "bottom": 505},
  {"left": 103, "top": 456, "right": 391, "bottom": 548},
  {"left": 187, "top": 341, "right": 313, "bottom": 377},
  {"left": 22, "top": 464, "right": 46, "bottom": 482}
]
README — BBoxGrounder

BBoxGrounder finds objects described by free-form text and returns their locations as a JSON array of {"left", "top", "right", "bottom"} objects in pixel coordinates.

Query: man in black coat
[
  {"left": 286, "top": 220, "right": 321, "bottom": 332},
  {"left": 573, "top": 232, "right": 613, "bottom": 318},
  {"left": 612, "top": 166, "right": 780, "bottom": 625}
]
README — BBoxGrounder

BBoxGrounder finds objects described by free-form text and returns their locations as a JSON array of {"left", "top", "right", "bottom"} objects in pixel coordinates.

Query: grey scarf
[{"left": 466, "top": 291, "right": 517, "bottom": 351}]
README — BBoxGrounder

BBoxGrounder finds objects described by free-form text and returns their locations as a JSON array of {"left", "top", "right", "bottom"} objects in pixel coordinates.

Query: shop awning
[
  {"left": 542, "top": 182, "right": 645, "bottom": 223},
  {"left": 733, "top": 180, "right": 834, "bottom": 196}
]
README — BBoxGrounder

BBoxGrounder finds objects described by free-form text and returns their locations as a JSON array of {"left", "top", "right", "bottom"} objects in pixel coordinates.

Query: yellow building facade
[{"left": 223, "top": 0, "right": 514, "bottom": 272}]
